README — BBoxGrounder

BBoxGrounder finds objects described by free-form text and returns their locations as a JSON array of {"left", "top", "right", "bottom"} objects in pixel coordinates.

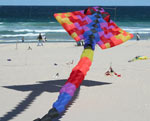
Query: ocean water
[{"left": 0, "top": 6, "right": 150, "bottom": 43}]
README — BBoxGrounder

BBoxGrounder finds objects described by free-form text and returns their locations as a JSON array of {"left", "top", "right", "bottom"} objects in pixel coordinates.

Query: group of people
[
  {"left": 21, "top": 33, "right": 47, "bottom": 46},
  {"left": 76, "top": 40, "right": 84, "bottom": 46},
  {"left": 37, "top": 33, "right": 47, "bottom": 46},
  {"left": 21, "top": 33, "right": 141, "bottom": 46}
]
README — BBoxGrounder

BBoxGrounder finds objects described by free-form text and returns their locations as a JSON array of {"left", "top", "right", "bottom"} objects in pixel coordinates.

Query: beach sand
[{"left": 0, "top": 41, "right": 150, "bottom": 121}]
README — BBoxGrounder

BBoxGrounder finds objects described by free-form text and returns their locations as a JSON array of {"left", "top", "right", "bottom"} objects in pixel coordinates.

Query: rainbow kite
[
  {"left": 34, "top": 6, "right": 133, "bottom": 121},
  {"left": 54, "top": 6, "right": 133, "bottom": 50}
]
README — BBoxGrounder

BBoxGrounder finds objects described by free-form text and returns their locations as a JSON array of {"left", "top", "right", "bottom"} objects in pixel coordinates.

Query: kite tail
[
  {"left": 34, "top": 46, "right": 94, "bottom": 121},
  {"left": 53, "top": 46, "right": 94, "bottom": 113}
]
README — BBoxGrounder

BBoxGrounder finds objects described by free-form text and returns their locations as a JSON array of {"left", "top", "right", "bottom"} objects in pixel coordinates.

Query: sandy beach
[{"left": 0, "top": 41, "right": 150, "bottom": 121}]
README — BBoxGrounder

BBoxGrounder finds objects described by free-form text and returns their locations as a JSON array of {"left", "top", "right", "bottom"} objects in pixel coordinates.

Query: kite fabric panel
[{"left": 54, "top": 6, "right": 134, "bottom": 49}]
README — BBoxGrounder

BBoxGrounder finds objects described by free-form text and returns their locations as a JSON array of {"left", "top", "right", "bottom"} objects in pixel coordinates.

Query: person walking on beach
[
  {"left": 44, "top": 36, "right": 47, "bottom": 42},
  {"left": 22, "top": 37, "right": 24, "bottom": 42},
  {"left": 37, "top": 33, "right": 43, "bottom": 46},
  {"left": 136, "top": 33, "right": 140, "bottom": 41}
]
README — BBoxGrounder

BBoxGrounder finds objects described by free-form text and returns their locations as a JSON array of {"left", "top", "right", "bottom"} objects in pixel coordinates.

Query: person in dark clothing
[
  {"left": 136, "top": 33, "right": 140, "bottom": 41},
  {"left": 37, "top": 33, "right": 43, "bottom": 46},
  {"left": 22, "top": 37, "right": 24, "bottom": 42}
]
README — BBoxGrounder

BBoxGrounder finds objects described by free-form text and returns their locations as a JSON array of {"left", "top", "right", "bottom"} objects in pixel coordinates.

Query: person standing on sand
[
  {"left": 37, "top": 33, "right": 43, "bottom": 46},
  {"left": 136, "top": 33, "right": 141, "bottom": 41},
  {"left": 44, "top": 36, "right": 47, "bottom": 42},
  {"left": 22, "top": 37, "right": 24, "bottom": 42}
]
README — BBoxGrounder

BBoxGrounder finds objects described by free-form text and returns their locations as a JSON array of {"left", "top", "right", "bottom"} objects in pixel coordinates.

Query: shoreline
[
  {"left": 0, "top": 39, "right": 147, "bottom": 44},
  {"left": 0, "top": 40, "right": 75, "bottom": 44}
]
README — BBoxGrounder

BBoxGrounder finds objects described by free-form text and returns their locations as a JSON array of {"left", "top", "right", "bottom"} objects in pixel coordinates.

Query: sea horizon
[{"left": 0, "top": 6, "right": 150, "bottom": 43}]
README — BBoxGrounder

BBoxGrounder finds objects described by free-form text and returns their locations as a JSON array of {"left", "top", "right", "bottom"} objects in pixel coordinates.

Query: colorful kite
[
  {"left": 128, "top": 56, "right": 150, "bottom": 62},
  {"left": 54, "top": 6, "right": 133, "bottom": 50},
  {"left": 34, "top": 7, "right": 133, "bottom": 121}
]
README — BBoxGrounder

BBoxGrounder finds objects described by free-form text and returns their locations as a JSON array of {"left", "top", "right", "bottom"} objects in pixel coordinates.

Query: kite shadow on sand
[{"left": 0, "top": 79, "right": 111, "bottom": 121}]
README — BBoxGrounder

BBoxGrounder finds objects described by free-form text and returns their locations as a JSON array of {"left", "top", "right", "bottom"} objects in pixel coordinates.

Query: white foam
[
  {"left": 130, "top": 31, "right": 150, "bottom": 34},
  {"left": 34, "top": 29, "right": 65, "bottom": 33},
  {"left": 123, "top": 28, "right": 150, "bottom": 31},
  {"left": 49, "top": 22, "right": 56, "bottom": 23},
  {"left": 1, "top": 33, "right": 42, "bottom": 37},
  {"left": 120, "top": 27, "right": 150, "bottom": 34},
  {"left": 13, "top": 29, "right": 33, "bottom": 32},
  {"left": 13, "top": 29, "right": 65, "bottom": 33}
]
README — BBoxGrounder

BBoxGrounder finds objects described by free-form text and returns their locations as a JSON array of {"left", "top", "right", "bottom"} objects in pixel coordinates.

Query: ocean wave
[
  {"left": 122, "top": 27, "right": 150, "bottom": 34},
  {"left": 0, "top": 22, "right": 3, "bottom": 25},
  {"left": 124, "top": 28, "right": 150, "bottom": 31},
  {"left": 13, "top": 29, "right": 33, "bottom": 32},
  {"left": 12, "top": 28, "right": 150, "bottom": 33},
  {"left": 2, "top": 28, "right": 150, "bottom": 35},
  {"left": 131, "top": 32, "right": 150, "bottom": 34},
  {"left": 1, "top": 33, "right": 42, "bottom": 37},
  {"left": 13, "top": 29, "right": 65, "bottom": 33},
  {"left": 49, "top": 22, "right": 56, "bottom": 23}
]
